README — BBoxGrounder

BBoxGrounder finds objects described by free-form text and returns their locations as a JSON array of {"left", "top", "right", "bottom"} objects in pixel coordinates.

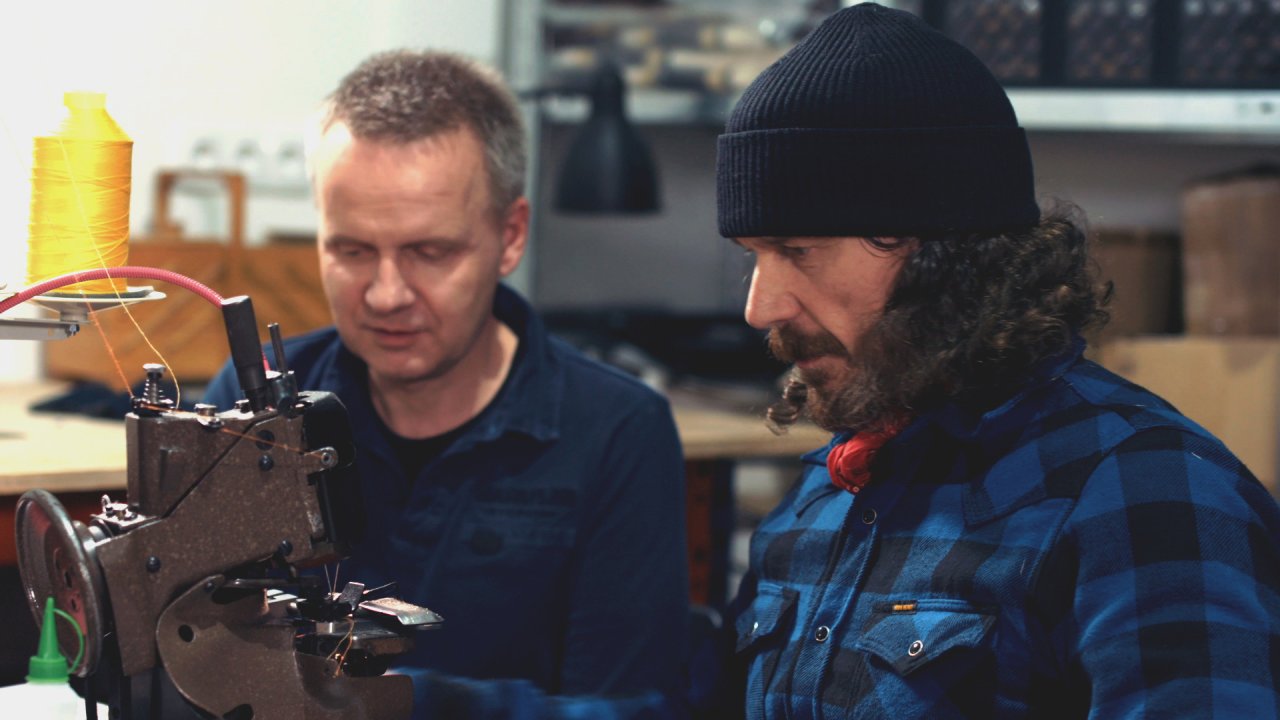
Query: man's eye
[
  {"left": 412, "top": 245, "right": 450, "bottom": 261},
  {"left": 779, "top": 245, "right": 811, "bottom": 259},
  {"left": 333, "top": 244, "right": 371, "bottom": 259}
]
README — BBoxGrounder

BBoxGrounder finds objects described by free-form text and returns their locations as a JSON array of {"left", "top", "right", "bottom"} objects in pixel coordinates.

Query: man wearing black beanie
[{"left": 719, "top": 4, "right": 1280, "bottom": 718}]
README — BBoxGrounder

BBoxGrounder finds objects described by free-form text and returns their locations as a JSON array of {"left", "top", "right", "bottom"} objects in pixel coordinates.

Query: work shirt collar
[
  {"left": 321, "top": 283, "right": 564, "bottom": 457},
  {"left": 801, "top": 336, "right": 1088, "bottom": 474}
]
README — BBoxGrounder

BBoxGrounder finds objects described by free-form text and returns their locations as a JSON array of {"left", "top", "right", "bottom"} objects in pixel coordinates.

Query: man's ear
[{"left": 498, "top": 197, "right": 530, "bottom": 278}]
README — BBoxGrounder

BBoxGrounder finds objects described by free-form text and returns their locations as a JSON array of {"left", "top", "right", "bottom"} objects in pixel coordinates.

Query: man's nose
[
  {"left": 365, "top": 256, "right": 414, "bottom": 313},
  {"left": 744, "top": 261, "right": 799, "bottom": 330}
]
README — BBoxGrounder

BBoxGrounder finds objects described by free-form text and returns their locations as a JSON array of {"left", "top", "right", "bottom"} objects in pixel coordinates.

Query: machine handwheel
[{"left": 15, "top": 489, "right": 107, "bottom": 676}]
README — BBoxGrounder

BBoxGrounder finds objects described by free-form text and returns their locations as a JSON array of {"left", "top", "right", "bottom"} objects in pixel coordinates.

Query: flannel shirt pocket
[
  {"left": 855, "top": 599, "right": 996, "bottom": 676},
  {"left": 735, "top": 582, "right": 799, "bottom": 653}
]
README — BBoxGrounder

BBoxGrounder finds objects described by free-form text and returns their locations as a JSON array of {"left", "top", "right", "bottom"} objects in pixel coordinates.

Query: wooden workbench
[
  {"left": 0, "top": 382, "right": 831, "bottom": 604},
  {"left": 0, "top": 384, "right": 133, "bottom": 575},
  {"left": 0, "top": 383, "right": 130, "bottom": 496},
  {"left": 0, "top": 382, "right": 829, "bottom": 495},
  {"left": 674, "top": 403, "right": 827, "bottom": 461}
]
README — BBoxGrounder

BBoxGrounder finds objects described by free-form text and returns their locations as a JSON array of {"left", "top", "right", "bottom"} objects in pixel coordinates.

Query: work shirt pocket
[
  {"left": 736, "top": 581, "right": 798, "bottom": 652},
  {"left": 855, "top": 599, "right": 996, "bottom": 676},
  {"left": 736, "top": 582, "right": 799, "bottom": 720}
]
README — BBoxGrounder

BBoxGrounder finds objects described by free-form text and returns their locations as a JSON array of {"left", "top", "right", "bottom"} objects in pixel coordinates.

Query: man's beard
[{"left": 765, "top": 320, "right": 903, "bottom": 434}]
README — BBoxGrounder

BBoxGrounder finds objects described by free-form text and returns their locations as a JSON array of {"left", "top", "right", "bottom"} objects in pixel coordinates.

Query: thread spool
[{"left": 27, "top": 91, "right": 133, "bottom": 295}]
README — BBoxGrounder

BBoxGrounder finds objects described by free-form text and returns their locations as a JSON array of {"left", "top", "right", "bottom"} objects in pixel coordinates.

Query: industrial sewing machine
[{"left": 10, "top": 295, "right": 441, "bottom": 719}]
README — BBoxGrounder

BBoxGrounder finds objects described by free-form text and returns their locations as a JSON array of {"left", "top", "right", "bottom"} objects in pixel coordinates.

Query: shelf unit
[
  {"left": 1009, "top": 89, "right": 1280, "bottom": 139},
  {"left": 519, "top": 0, "right": 1280, "bottom": 139},
  {"left": 538, "top": 88, "right": 1280, "bottom": 139},
  {"left": 503, "top": 0, "right": 1280, "bottom": 310}
]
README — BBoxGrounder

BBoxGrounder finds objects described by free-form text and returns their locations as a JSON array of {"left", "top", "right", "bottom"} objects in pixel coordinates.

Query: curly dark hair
[{"left": 768, "top": 205, "right": 1113, "bottom": 434}]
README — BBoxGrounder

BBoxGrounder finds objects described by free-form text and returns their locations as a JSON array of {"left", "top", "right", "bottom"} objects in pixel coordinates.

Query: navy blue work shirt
[{"left": 204, "top": 284, "right": 690, "bottom": 718}]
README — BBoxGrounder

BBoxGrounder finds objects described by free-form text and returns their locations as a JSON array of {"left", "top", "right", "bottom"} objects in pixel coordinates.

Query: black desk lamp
[{"left": 552, "top": 61, "right": 661, "bottom": 214}]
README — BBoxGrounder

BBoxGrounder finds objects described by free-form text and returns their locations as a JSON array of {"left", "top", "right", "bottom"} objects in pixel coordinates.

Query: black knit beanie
[{"left": 717, "top": 3, "right": 1039, "bottom": 238}]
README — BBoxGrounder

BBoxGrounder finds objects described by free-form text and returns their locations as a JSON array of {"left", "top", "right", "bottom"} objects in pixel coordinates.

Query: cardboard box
[
  {"left": 1090, "top": 228, "right": 1181, "bottom": 342},
  {"left": 1181, "top": 172, "right": 1280, "bottom": 335},
  {"left": 1100, "top": 336, "right": 1280, "bottom": 495}
]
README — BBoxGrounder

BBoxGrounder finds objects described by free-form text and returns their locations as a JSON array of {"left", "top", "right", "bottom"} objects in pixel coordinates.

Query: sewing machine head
[{"left": 14, "top": 295, "right": 440, "bottom": 719}]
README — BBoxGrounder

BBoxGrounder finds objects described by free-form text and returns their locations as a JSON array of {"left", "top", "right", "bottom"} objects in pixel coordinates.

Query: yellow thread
[
  {"left": 84, "top": 300, "right": 133, "bottom": 391},
  {"left": 25, "top": 93, "right": 184, "bottom": 404},
  {"left": 214, "top": 425, "right": 307, "bottom": 454},
  {"left": 892, "top": 602, "right": 918, "bottom": 613},
  {"left": 27, "top": 91, "right": 132, "bottom": 294},
  {"left": 128, "top": 409, "right": 310, "bottom": 454},
  {"left": 326, "top": 618, "right": 357, "bottom": 677}
]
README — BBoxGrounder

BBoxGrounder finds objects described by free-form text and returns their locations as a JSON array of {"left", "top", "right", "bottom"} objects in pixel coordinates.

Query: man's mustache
[{"left": 768, "top": 326, "right": 848, "bottom": 364}]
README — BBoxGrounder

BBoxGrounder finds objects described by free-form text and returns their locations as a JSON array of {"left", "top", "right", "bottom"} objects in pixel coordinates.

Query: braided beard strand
[{"left": 764, "top": 319, "right": 908, "bottom": 435}]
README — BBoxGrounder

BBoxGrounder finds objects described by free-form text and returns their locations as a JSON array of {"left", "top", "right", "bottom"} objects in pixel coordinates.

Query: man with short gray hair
[{"left": 207, "top": 50, "right": 689, "bottom": 718}]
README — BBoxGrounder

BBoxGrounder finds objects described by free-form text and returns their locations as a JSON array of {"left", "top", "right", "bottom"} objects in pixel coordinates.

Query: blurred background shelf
[
  {"left": 540, "top": 88, "right": 1280, "bottom": 139},
  {"left": 1008, "top": 89, "right": 1280, "bottom": 139}
]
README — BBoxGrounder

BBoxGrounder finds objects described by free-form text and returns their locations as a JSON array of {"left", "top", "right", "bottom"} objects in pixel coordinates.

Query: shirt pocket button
[
  {"left": 815, "top": 625, "right": 830, "bottom": 643},
  {"left": 908, "top": 639, "right": 924, "bottom": 656}
]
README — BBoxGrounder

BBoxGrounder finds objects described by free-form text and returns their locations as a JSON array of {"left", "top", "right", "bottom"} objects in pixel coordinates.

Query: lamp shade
[{"left": 554, "top": 62, "right": 660, "bottom": 214}]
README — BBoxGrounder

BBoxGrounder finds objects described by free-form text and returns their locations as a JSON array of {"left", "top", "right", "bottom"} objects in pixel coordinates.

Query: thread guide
[{"left": 0, "top": 286, "right": 165, "bottom": 340}]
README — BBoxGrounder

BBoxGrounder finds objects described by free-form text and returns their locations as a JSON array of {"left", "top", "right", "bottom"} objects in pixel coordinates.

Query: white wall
[{"left": 0, "top": 0, "right": 501, "bottom": 382}]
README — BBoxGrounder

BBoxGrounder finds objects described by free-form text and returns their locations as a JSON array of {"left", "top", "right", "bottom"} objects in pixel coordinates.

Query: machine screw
[
  {"left": 142, "top": 364, "right": 166, "bottom": 404},
  {"left": 146, "top": 556, "right": 162, "bottom": 573},
  {"left": 259, "top": 454, "right": 274, "bottom": 472},
  {"left": 194, "top": 403, "right": 217, "bottom": 417},
  {"left": 277, "top": 540, "right": 293, "bottom": 557}
]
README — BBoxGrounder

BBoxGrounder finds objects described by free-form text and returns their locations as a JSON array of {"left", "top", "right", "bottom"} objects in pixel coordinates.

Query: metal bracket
[
  {"left": 0, "top": 316, "right": 80, "bottom": 340},
  {"left": 0, "top": 286, "right": 165, "bottom": 341}
]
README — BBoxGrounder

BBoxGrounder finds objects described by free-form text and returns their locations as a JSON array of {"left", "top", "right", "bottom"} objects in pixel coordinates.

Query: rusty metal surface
[
  {"left": 157, "top": 576, "right": 413, "bottom": 719},
  {"left": 100, "top": 408, "right": 336, "bottom": 675},
  {"left": 125, "top": 410, "right": 243, "bottom": 517},
  {"left": 17, "top": 386, "right": 423, "bottom": 717}
]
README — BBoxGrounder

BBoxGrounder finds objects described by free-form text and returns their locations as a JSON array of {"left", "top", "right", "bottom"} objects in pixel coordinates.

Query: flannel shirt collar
[
  {"left": 801, "top": 337, "right": 1096, "bottom": 522},
  {"left": 923, "top": 335, "right": 1087, "bottom": 445},
  {"left": 801, "top": 336, "right": 1085, "bottom": 464}
]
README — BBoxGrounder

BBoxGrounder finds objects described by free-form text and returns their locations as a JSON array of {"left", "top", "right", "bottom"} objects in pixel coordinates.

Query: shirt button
[
  {"left": 815, "top": 625, "right": 830, "bottom": 643},
  {"left": 908, "top": 639, "right": 924, "bottom": 656},
  {"left": 751, "top": 621, "right": 760, "bottom": 634},
  {"left": 862, "top": 508, "right": 878, "bottom": 525}
]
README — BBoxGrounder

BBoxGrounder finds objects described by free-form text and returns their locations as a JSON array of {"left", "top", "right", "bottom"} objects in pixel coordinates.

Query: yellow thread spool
[{"left": 27, "top": 91, "right": 133, "bottom": 294}]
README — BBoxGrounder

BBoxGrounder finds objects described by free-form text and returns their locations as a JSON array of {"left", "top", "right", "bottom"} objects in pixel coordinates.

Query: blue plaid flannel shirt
[{"left": 729, "top": 342, "right": 1280, "bottom": 718}]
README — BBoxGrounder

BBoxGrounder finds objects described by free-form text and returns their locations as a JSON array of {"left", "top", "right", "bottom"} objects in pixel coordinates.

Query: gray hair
[{"left": 313, "top": 49, "right": 526, "bottom": 217}]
